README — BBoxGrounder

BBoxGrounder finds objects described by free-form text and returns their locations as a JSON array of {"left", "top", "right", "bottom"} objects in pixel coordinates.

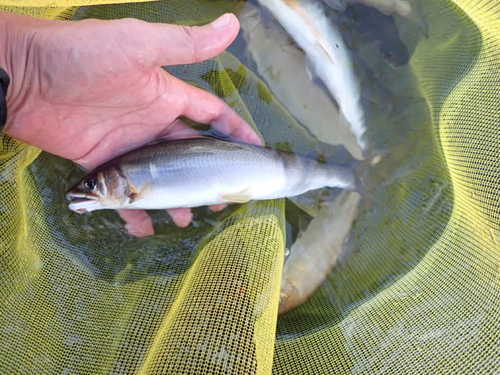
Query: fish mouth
[
  {"left": 387, "top": 60, "right": 407, "bottom": 70},
  {"left": 66, "top": 191, "right": 99, "bottom": 201},
  {"left": 66, "top": 191, "right": 101, "bottom": 214}
]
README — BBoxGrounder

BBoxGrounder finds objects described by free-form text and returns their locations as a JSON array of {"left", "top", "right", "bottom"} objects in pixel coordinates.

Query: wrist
[
  {"left": 0, "top": 13, "right": 11, "bottom": 107},
  {"left": 0, "top": 12, "right": 48, "bottom": 130}
]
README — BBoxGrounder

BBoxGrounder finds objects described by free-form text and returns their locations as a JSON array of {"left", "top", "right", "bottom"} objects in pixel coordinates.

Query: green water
[{"left": 30, "top": 0, "right": 462, "bottom": 342}]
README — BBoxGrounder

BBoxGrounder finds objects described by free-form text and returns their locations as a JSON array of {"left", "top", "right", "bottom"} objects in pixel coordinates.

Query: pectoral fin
[
  {"left": 128, "top": 181, "right": 152, "bottom": 203},
  {"left": 219, "top": 187, "right": 252, "bottom": 204},
  {"left": 305, "top": 42, "right": 335, "bottom": 83},
  {"left": 318, "top": 41, "right": 337, "bottom": 64},
  {"left": 305, "top": 55, "right": 317, "bottom": 82}
]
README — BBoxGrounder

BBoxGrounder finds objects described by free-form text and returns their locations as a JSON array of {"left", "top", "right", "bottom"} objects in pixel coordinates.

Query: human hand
[{"left": 1, "top": 12, "right": 262, "bottom": 236}]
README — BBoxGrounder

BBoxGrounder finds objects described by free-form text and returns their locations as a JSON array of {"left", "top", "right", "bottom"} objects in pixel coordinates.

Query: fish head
[
  {"left": 66, "top": 167, "right": 130, "bottom": 213},
  {"left": 378, "top": 39, "right": 410, "bottom": 69},
  {"left": 278, "top": 278, "right": 300, "bottom": 315}
]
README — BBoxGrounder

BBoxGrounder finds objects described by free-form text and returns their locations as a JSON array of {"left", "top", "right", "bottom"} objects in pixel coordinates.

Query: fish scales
[{"left": 67, "top": 138, "right": 360, "bottom": 212}]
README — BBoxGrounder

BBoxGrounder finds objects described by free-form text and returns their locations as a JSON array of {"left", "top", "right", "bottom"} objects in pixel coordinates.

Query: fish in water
[
  {"left": 66, "top": 138, "right": 362, "bottom": 213},
  {"left": 355, "top": 0, "right": 411, "bottom": 17},
  {"left": 256, "top": 0, "right": 369, "bottom": 155},
  {"left": 279, "top": 190, "right": 361, "bottom": 314},
  {"left": 324, "top": 0, "right": 412, "bottom": 17},
  {"left": 336, "top": 3, "right": 410, "bottom": 69},
  {"left": 239, "top": 4, "right": 363, "bottom": 160}
]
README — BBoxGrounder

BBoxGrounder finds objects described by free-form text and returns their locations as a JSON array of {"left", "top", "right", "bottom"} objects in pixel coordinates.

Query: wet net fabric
[{"left": 0, "top": 0, "right": 499, "bottom": 374}]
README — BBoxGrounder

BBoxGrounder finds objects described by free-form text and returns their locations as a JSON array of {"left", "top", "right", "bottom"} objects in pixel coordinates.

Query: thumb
[{"left": 124, "top": 13, "right": 240, "bottom": 67}]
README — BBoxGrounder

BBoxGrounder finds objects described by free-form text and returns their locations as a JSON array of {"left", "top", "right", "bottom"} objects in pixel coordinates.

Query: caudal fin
[{"left": 350, "top": 148, "right": 386, "bottom": 195}]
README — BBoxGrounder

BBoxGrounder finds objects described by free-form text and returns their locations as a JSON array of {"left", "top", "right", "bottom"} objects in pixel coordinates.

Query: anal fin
[
  {"left": 219, "top": 187, "right": 253, "bottom": 204},
  {"left": 288, "top": 190, "right": 324, "bottom": 217}
]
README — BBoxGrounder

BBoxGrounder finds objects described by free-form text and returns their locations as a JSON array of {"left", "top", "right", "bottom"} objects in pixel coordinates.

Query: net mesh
[{"left": 0, "top": 0, "right": 499, "bottom": 374}]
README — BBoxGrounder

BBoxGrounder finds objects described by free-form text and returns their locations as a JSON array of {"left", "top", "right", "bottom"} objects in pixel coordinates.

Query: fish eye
[
  {"left": 85, "top": 178, "right": 97, "bottom": 190},
  {"left": 383, "top": 51, "right": 395, "bottom": 60}
]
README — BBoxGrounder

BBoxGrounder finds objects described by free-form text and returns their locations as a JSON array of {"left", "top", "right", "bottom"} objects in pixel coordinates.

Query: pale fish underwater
[
  {"left": 333, "top": 2, "right": 410, "bottom": 69},
  {"left": 256, "top": 0, "right": 369, "bottom": 155},
  {"left": 66, "top": 138, "right": 363, "bottom": 213},
  {"left": 279, "top": 190, "right": 361, "bottom": 314},
  {"left": 326, "top": 0, "right": 427, "bottom": 37},
  {"left": 324, "top": 0, "right": 412, "bottom": 16},
  {"left": 239, "top": 3, "right": 364, "bottom": 160}
]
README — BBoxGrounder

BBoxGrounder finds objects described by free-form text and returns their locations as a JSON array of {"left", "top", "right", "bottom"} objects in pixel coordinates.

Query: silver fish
[
  {"left": 355, "top": 0, "right": 412, "bottom": 17},
  {"left": 256, "top": 0, "right": 369, "bottom": 155},
  {"left": 324, "top": 0, "right": 412, "bottom": 17},
  {"left": 239, "top": 5, "right": 364, "bottom": 160},
  {"left": 66, "top": 138, "right": 362, "bottom": 213}
]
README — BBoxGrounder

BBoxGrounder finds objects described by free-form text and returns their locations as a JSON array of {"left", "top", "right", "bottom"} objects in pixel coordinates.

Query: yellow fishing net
[{"left": 0, "top": 0, "right": 499, "bottom": 374}]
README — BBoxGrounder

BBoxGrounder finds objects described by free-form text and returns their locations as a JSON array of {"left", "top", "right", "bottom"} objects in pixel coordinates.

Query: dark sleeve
[{"left": 0, "top": 67, "right": 10, "bottom": 129}]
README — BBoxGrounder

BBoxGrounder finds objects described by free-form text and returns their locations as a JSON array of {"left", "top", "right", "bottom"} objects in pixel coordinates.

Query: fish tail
[
  {"left": 350, "top": 146, "right": 390, "bottom": 199},
  {"left": 353, "top": 174, "right": 367, "bottom": 196},
  {"left": 349, "top": 162, "right": 366, "bottom": 195}
]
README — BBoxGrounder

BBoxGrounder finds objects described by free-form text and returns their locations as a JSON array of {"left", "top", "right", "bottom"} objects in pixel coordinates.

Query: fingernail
[{"left": 212, "top": 13, "right": 232, "bottom": 29}]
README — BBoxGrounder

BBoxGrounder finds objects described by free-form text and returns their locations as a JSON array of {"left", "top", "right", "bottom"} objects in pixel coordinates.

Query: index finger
[{"left": 174, "top": 77, "right": 263, "bottom": 146}]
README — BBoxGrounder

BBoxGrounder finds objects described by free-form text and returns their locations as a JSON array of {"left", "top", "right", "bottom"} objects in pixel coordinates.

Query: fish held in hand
[{"left": 66, "top": 138, "right": 362, "bottom": 213}]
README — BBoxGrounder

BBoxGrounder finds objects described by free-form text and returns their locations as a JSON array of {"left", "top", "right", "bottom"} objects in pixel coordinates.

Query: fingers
[
  {"left": 209, "top": 204, "right": 227, "bottom": 212},
  {"left": 167, "top": 208, "right": 193, "bottom": 227},
  {"left": 118, "top": 207, "right": 196, "bottom": 236},
  {"left": 174, "top": 77, "right": 263, "bottom": 146},
  {"left": 118, "top": 209, "right": 155, "bottom": 237},
  {"left": 167, "top": 205, "right": 228, "bottom": 227},
  {"left": 117, "top": 202, "right": 227, "bottom": 236},
  {"left": 159, "top": 118, "right": 201, "bottom": 141},
  {"left": 122, "top": 14, "right": 240, "bottom": 67}
]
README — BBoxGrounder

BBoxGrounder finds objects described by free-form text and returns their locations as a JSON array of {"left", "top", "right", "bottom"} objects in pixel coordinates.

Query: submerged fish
[
  {"left": 325, "top": 0, "right": 412, "bottom": 17},
  {"left": 279, "top": 190, "right": 361, "bottom": 314},
  {"left": 66, "top": 138, "right": 362, "bottom": 213},
  {"left": 256, "top": 0, "right": 368, "bottom": 155},
  {"left": 240, "top": 5, "right": 363, "bottom": 160},
  {"left": 355, "top": 0, "right": 411, "bottom": 17},
  {"left": 339, "top": 3, "right": 410, "bottom": 69}
]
